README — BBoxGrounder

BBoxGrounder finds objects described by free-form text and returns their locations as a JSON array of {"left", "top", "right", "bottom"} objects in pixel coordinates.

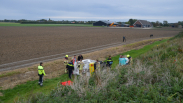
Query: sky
[{"left": 0, "top": 0, "right": 183, "bottom": 23}]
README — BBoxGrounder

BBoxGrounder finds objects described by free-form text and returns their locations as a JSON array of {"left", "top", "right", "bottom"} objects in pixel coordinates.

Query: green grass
[
  {"left": 111, "top": 39, "right": 168, "bottom": 68},
  {"left": 0, "top": 71, "right": 20, "bottom": 78},
  {"left": 0, "top": 22, "right": 94, "bottom": 27},
  {"left": 0, "top": 74, "right": 70, "bottom": 103}
]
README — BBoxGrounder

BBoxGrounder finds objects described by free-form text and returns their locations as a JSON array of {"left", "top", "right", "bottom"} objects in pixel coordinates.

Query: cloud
[{"left": 0, "top": 0, "right": 183, "bottom": 22}]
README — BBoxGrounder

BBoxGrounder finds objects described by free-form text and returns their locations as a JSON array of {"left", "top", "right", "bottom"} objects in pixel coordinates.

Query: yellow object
[
  {"left": 78, "top": 62, "right": 84, "bottom": 70},
  {"left": 109, "top": 22, "right": 114, "bottom": 26},
  {"left": 64, "top": 59, "right": 69, "bottom": 73},
  {"left": 38, "top": 66, "right": 46, "bottom": 75},
  {"left": 65, "top": 55, "right": 68, "bottom": 57},
  {"left": 127, "top": 54, "right": 130, "bottom": 57},
  {"left": 64, "top": 59, "right": 68, "bottom": 66},
  {"left": 89, "top": 63, "right": 94, "bottom": 76}
]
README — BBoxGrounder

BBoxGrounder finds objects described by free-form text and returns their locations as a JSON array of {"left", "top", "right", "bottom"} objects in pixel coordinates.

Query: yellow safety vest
[
  {"left": 107, "top": 59, "right": 112, "bottom": 62},
  {"left": 78, "top": 62, "right": 84, "bottom": 70},
  {"left": 38, "top": 66, "right": 46, "bottom": 75},
  {"left": 67, "top": 63, "right": 74, "bottom": 67},
  {"left": 64, "top": 59, "right": 68, "bottom": 65}
]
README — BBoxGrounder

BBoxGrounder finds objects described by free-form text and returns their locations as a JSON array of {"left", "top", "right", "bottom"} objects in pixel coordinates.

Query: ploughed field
[{"left": 0, "top": 27, "right": 180, "bottom": 65}]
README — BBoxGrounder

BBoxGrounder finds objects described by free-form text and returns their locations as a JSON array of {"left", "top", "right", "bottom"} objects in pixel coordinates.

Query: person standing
[
  {"left": 119, "top": 55, "right": 127, "bottom": 66},
  {"left": 96, "top": 59, "right": 101, "bottom": 71},
  {"left": 66, "top": 60, "right": 74, "bottom": 79},
  {"left": 123, "top": 36, "right": 126, "bottom": 42},
  {"left": 107, "top": 56, "right": 113, "bottom": 68},
  {"left": 38, "top": 62, "right": 46, "bottom": 86},
  {"left": 72, "top": 55, "right": 77, "bottom": 64},
  {"left": 77, "top": 55, "right": 83, "bottom": 61},
  {"left": 64, "top": 55, "right": 69, "bottom": 73},
  {"left": 78, "top": 59, "right": 84, "bottom": 76}
]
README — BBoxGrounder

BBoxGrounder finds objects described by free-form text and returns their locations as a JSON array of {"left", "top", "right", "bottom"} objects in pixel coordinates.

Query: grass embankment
[
  {"left": 0, "top": 37, "right": 172, "bottom": 102},
  {"left": 111, "top": 39, "right": 168, "bottom": 68},
  {"left": 0, "top": 74, "right": 70, "bottom": 103},
  {"left": 15, "top": 32, "right": 183, "bottom": 102},
  {"left": 0, "top": 22, "right": 94, "bottom": 27}
]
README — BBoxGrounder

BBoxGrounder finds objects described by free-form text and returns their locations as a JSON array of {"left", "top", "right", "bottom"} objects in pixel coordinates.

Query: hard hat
[
  {"left": 65, "top": 55, "right": 68, "bottom": 57},
  {"left": 127, "top": 54, "right": 130, "bottom": 57}
]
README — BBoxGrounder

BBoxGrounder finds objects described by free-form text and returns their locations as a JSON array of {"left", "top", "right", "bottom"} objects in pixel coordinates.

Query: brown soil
[
  {"left": 0, "top": 26, "right": 182, "bottom": 89},
  {"left": 0, "top": 37, "right": 173, "bottom": 89},
  {"left": 0, "top": 27, "right": 180, "bottom": 65}
]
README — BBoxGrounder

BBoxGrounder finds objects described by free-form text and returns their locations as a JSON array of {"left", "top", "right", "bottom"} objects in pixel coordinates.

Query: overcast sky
[{"left": 0, "top": 0, "right": 183, "bottom": 23}]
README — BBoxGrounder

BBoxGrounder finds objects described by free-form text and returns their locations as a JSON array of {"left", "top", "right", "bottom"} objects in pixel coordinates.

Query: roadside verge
[{"left": 0, "top": 37, "right": 170, "bottom": 102}]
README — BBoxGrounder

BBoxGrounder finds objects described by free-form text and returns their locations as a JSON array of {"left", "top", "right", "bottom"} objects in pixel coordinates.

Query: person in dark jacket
[
  {"left": 123, "top": 36, "right": 126, "bottom": 42},
  {"left": 66, "top": 60, "right": 74, "bottom": 79},
  {"left": 107, "top": 56, "right": 113, "bottom": 68},
  {"left": 77, "top": 55, "right": 83, "bottom": 61}
]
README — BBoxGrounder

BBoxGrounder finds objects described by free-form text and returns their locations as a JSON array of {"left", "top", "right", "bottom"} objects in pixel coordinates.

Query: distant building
[
  {"left": 178, "top": 25, "right": 182, "bottom": 28},
  {"left": 93, "top": 20, "right": 118, "bottom": 26},
  {"left": 133, "top": 20, "right": 153, "bottom": 28},
  {"left": 169, "top": 23, "right": 179, "bottom": 28}
]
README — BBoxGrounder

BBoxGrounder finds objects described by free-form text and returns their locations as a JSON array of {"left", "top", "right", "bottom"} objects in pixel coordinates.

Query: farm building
[
  {"left": 93, "top": 20, "right": 118, "bottom": 26},
  {"left": 178, "top": 25, "right": 182, "bottom": 28},
  {"left": 133, "top": 20, "right": 153, "bottom": 28},
  {"left": 169, "top": 23, "right": 179, "bottom": 28}
]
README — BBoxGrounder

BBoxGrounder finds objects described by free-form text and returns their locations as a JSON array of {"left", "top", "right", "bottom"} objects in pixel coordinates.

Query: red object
[
  {"left": 72, "top": 58, "right": 77, "bottom": 64},
  {"left": 60, "top": 80, "right": 73, "bottom": 86}
]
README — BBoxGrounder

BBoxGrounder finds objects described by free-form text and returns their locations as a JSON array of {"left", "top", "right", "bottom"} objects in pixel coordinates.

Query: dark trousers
[
  {"left": 39, "top": 75, "right": 43, "bottom": 84},
  {"left": 107, "top": 64, "right": 112, "bottom": 68},
  {"left": 123, "top": 38, "right": 126, "bottom": 42},
  {"left": 68, "top": 70, "right": 73, "bottom": 79}
]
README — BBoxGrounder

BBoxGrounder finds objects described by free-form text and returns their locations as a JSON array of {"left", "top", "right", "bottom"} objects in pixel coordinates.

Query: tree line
[
  {"left": 0, "top": 18, "right": 183, "bottom": 27},
  {"left": 0, "top": 19, "right": 96, "bottom": 24}
]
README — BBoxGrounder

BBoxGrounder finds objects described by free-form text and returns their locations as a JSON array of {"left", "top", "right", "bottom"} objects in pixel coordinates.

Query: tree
[
  {"left": 125, "top": 21, "right": 130, "bottom": 24},
  {"left": 128, "top": 19, "right": 137, "bottom": 26},
  {"left": 178, "top": 21, "right": 183, "bottom": 26},
  {"left": 151, "top": 22, "right": 156, "bottom": 27},
  {"left": 163, "top": 20, "right": 169, "bottom": 26},
  {"left": 155, "top": 21, "right": 160, "bottom": 27}
]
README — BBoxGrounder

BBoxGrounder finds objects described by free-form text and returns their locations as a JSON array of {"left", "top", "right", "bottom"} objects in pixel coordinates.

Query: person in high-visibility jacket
[
  {"left": 127, "top": 54, "right": 133, "bottom": 65},
  {"left": 78, "top": 59, "right": 84, "bottom": 76},
  {"left": 66, "top": 60, "right": 74, "bottom": 79},
  {"left": 64, "top": 55, "right": 69, "bottom": 73},
  {"left": 107, "top": 56, "right": 113, "bottom": 68},
  {"left": 38, "top": 62, "right": 46, "bottom": 86}
]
